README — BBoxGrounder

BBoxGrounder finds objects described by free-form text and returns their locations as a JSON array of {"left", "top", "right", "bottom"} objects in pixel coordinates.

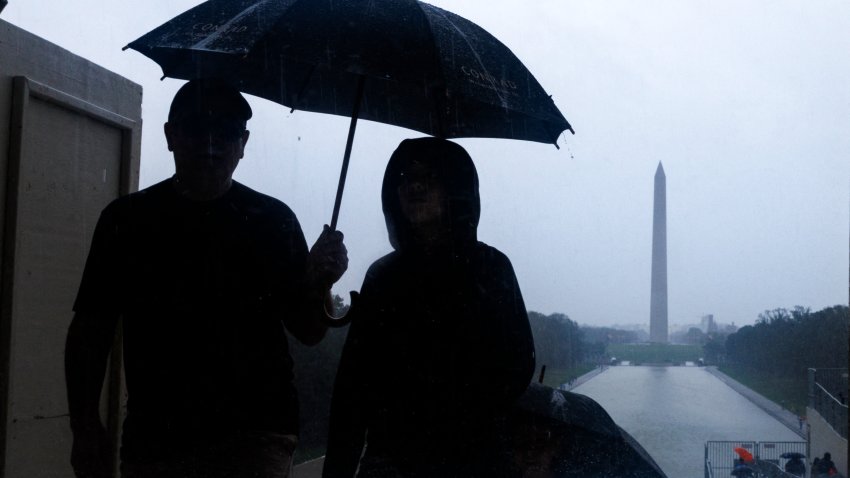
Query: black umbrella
[
  {"left": 125, "top": 0, "right": 573, "bottom": 229},
  {"left": 509, "top": 383, "right": 667, "bottom": 477}
]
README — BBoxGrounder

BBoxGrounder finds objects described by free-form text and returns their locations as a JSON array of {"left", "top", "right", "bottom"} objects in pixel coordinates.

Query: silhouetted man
[{"left": 65, "top": 79, "right": 348, "bottom": 478}]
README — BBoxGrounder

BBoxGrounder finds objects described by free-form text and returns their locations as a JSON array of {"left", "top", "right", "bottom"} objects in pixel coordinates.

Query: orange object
[{"left": 734, "top": 447, "right": 754, "bottom": 463}]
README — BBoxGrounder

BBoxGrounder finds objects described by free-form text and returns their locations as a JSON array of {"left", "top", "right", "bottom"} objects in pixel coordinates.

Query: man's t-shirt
[{"left": 75, "top": 178, "right": 309, "bottom": 462}]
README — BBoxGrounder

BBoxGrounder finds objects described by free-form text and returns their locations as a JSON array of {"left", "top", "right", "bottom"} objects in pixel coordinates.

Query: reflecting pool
[{"left": 572, "top": 366, "right": 801, "bottom": 477}]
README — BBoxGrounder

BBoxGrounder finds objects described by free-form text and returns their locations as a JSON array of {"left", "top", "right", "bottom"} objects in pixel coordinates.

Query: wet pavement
[
  {"left": 703, "top": 366, "right": 806, "bottom": 439},
  {"left": 572, "top": 365, "right": 801, "bottom": 478}
]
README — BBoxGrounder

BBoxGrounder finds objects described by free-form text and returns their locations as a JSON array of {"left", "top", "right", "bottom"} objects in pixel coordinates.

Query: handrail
[
  {"left": 814, "top": 382, "right": 848, "bottom": 406},
  {"left": 811, "top": 383, "right": 848, "bottom": 438}
]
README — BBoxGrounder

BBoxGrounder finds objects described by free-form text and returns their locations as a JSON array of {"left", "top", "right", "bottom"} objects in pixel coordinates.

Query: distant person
[
  {"left": 65, "top": 79, "right": 348, "bottom": 478},
  {"left": 731, "top": 459, "right": 755, "bottom": 477},
  {"left": 814, "top": 452, "right": 837, "bottom": 477},
  {"left": 323, "top": 138, "right": 535, "bottom": 477},
  {"left": 784, "top": 455, "right": 806, "bottom": 477}
]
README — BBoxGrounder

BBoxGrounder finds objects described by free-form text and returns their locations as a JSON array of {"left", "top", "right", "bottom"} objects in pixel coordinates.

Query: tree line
[
  {"left": 527, "top": 311, "right": 584, "bottom": 371},
  {"left": 712, "top": 305, "right": 848, "bottom": 377}
]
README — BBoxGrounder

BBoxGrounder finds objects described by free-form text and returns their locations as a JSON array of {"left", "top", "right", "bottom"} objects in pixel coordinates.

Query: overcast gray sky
[{"left": 4, "top": 0, "right": 848, "bottom": 328}]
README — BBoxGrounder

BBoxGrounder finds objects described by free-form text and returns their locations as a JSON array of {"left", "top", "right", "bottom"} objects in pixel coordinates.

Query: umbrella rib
[
  {"left": 425, "top": 7, "right": 509, "bottom": 109},
  {"left": 191, "top": 0, "right": 272, "bottom": 51},
  {"left": 421, "top": 4, "right": 572, "bottom": 142},
  {"left": 408, "top": 4, "right": 448, "bottom": 137},
  {"left": 289, "top": 63, "right": 318, "bottom": 112}
]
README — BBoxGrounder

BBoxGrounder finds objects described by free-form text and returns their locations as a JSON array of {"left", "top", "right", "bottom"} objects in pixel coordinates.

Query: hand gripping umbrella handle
[
  {"left": 329, "top": 75, "right": 366, "bottom": 231},
  {"left": 322, "top": 291, "right": 360, "bottom": 327},
  {"left": 324, "top": 77, "right": 365, "bottom": 326}
]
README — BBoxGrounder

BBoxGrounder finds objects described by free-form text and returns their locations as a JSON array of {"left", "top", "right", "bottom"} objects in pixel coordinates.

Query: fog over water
[{"left": 573, "top": 366, "right": 800, "bottom": 477}]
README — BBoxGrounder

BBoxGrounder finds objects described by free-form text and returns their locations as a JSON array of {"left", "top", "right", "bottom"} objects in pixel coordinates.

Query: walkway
[
  {"left": 566, "top": 364, "right": 806, "bottom": 439},
  {"left": 559, "top": 365, "right": 611, "bottom": 391},
  {"left": 703, "top": 366, "right": 806, "bottom": 439}
]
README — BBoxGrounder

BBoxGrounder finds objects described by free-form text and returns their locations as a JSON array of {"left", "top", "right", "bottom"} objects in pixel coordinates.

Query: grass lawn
[
  {"left": 293, "top": 445, "right": 326, "bottom": 465},
  {"left": 719, "top": 365, "right": 808, "bottom": 416},
  {"left": 540, "top": 364, "right": 597, "bottom": 389},
  {"left": 607, "top": 343, "right": 702, "bottom": 364}
]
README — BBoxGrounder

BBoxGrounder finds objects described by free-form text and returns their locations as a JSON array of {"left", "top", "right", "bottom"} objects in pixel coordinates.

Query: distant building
[{"left": 700, "top": 314, "right": 717, "bottom": 334}]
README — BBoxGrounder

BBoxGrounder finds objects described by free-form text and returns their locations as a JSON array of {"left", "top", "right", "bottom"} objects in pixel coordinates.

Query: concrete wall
[
  {"left": 0, "top": 19, "right": 141, "bottom": 477},
  {"left": 807, "top": 406, "right": 847, "bottom": 477}
]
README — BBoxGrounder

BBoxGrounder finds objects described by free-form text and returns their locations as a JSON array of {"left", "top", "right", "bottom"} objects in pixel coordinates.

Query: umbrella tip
[
  {"left": 160, "top": 75, "right": 166, "bottom": 81},
  {"left": 568, "top": 126, "right": 575, "bottom": 135},
  {"left": 121, "top": 45, "right": 129, "bottom": 51}
]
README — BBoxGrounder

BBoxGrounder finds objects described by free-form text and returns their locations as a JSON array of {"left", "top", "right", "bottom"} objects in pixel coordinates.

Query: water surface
[{"left": 572, "top": 366, "right": 800, "bottom": 477}]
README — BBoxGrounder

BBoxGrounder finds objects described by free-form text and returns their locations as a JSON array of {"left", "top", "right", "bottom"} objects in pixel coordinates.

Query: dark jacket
[
  {"left": 323, "top": 138, "right": 535, "bottom": 477},
  {"left": 75, "top": 179, "right": 309, "bottom": 462},
  {"left": 784, "top": 457, "right": 806, "bottom": 476}
]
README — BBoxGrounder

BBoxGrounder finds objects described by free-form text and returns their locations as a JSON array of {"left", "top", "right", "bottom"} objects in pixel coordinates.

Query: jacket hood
[{"left": 382, "top": 138, "right": 480, "bottom": 253}]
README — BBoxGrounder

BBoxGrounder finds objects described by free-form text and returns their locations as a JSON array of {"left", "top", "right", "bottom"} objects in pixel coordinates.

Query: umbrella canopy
[
  {"left": 509, "top": 383, "right": 667, "bottom": 477},
  {"left": 734, "top": 447, "right": 754, "bottom": 464},
  {"left": 126, "top": 0, "right": 571, "bottom": 145},
  {"left": 126, "top": 0, "right": 572, "bottom": 231}
]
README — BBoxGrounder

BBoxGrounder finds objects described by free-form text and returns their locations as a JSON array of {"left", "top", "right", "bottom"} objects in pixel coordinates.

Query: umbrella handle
[
  {"left": 322, "top": 291, "right": 360, "bottom": 327},
  {"left": 324, "top": 77, "right": 365, "bottom": 327},
  {"left": 329, "top": 75, "right": 366, "bottom": 231}
]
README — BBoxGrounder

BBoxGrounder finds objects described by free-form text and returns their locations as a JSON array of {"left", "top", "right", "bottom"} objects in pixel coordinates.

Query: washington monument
[{"left": 650, "top": 162, "right": 668, "bottom": 343}]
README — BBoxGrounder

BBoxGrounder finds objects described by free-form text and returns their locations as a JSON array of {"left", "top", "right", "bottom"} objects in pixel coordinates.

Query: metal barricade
[
  {"left": 705, "top": 441, "right": 756, "bottom": 478},
  {"left": 754, "top": 459, "right": 804, "bottom": 478},
  {"left": 705, "top": 441, "right": 807, "bottom": 478},
  {"left": 758, "top": 442, "right": 809, "bottom": 476}
]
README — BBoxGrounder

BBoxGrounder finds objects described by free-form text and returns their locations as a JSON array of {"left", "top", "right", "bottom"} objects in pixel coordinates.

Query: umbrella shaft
[{"left": 330, "top": 75, "right": 366, "bottom": 231}]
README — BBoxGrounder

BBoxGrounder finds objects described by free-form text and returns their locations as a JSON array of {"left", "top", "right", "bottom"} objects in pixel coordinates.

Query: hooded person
[{"left": 323, "top": 138, "right": 535, "bottom": 478}]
